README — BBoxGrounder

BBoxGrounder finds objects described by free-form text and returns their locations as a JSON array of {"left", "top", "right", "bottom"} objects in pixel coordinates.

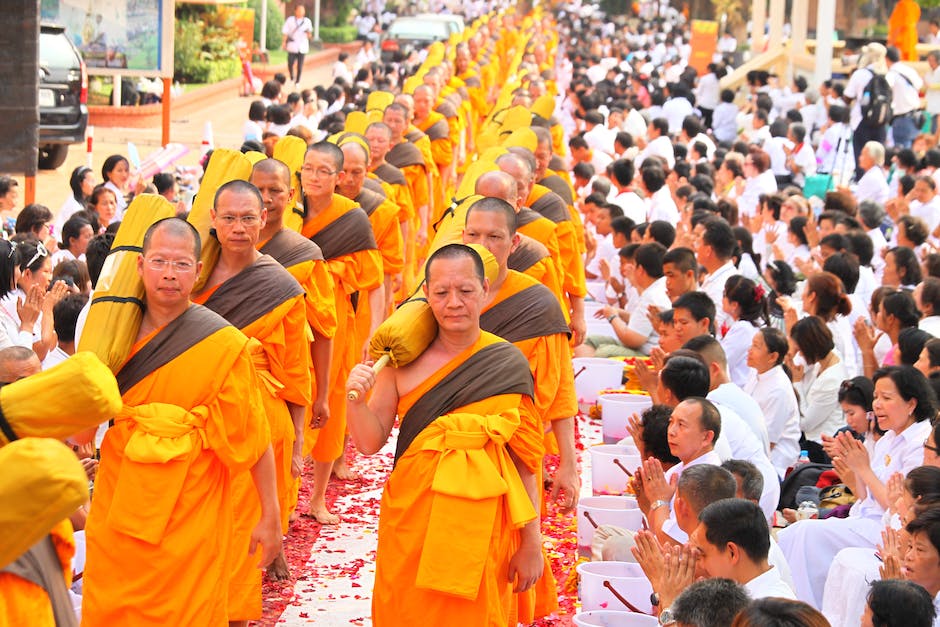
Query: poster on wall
[
  {"left": 689, "top": 20, "right": 718, "bottom": 76},
  {"left": 39, "top": 0, "right": 173, "bottom": 77}
]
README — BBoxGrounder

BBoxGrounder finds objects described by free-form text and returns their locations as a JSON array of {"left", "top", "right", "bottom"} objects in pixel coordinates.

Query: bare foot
[
  {"left": 289, "top": 509, "right": 300, "bottom": 524},
  {"left": 266, "top": 549, "right": 291, "bottom": 581},
  {"left": 332, "top": 458, "right": 360, "bottom": 481},
  {"left": 305, "top": 502, "right": 341, "bottom": 525}
]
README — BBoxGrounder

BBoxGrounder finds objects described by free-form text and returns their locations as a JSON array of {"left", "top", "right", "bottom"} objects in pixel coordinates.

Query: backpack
[
  {"left": 778, "top": 462, "right": 833, "bottom": 511},
  {"left": 860, "top": 70, "right": 893, "bottom": 126}
]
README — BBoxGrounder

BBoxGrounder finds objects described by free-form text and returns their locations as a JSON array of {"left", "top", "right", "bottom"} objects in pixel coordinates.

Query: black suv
[{"left": 39, "top": 23, "right": 88, "bottom": 170}]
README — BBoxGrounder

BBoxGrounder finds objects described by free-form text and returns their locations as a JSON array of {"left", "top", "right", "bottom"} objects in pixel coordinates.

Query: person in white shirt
[
  {"left": 916, "top": 278, "right": 940, "bottom": 338},
  {"left": 712, "top": 89, "right": 739, "bottom": 145},
  {"left": 815, "top": 104, "right": 855, "bottom": 180},
  {"left": 636, "top": 117, "right": 675, "bottom": 169},
  {"left": 582, "top": 110, "right": 615, "bottom": 157},
  {"left": 856, "top": 141, "right": 891, "bottom": 205},
  {"left": 844, "top": 43, "right": 891, "bottom": 180},
  {"left": 909, "top": 175, "right": 940, "bottom": 236},
  {"left": 744, "top": 328, "right": 802, "bottom": 477},
  {"left": 568, "top": 135, "right": 613, "bottom": 175},
  {"left": 745, "top": 109, "right": 773, "bottom": 147},
  {"left": 662, "top": 83, "right": 695, "bottom": 135},
  {"left": 925, "top": 51, "right": 940, "bottom": 137},
  {"left": 886, "top": 46, "right": 925, "bottom": 149},
  {"left": 861, "top": 579, "right": 938, "bottom": 627},
  {"left": 57, "top": 166, "right": 95, "bottom": 234},
  {"left": 779, "top": 365, "right": 935, "bottom": 609},
  {"left": 695, "top": 64, "right": 721, "bottom": 129},
  {"left": 582, "top": 242, "right": 671, "bottom": 357},
  {"left": 783, "top": 123, "right": 817, "bottom": 187},
  {"left": 609, "top": 159, "right": 646, "bottom": 224},
  {"left": 738, "top": 148, "right": 778, "bottom": 218},
  {"left": 691, "top": 499, "right": 796, "bottom": 600},
  {"left": 695, "top": 216, "right": 740, "bottom": 332},
  {"left": 281, "top": 4, "right": 313, "bottom": 85},
  {"left": 41, "top": 293, "right": 86, "bottom": 370},
  {"left": 715, "top": 275, "right": 766, "bottom": 386},
  {"left": 641, "top": 166, "right": 680, "bottom": 225}
]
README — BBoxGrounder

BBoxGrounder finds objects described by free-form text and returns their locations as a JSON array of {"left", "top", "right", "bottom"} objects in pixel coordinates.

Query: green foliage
[
  {"left": 327, "top": 0, "right": 356, "bottom": 27},
  {"left": 247, "top": 0, "right": 285, "bottom": 50},
  {"left": 174, "top": 11, "right": 241, "bottom": 84},
  {"left": 599, "top": 0, "right": 630, "bottom": 16},
  {"left": 917, "top": 0, "right": 940, "bottom": 9},
  {"left": 319, "top": 25, "right": 358, "bottom": 43}
]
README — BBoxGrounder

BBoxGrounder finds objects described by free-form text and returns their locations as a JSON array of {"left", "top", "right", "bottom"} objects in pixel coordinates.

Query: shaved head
[
  {"left": 475, "top": 171, "right": 518, "bottom": 204},
  {"left": 143, "top": 217, "right": 201, "bottom": 260},
  {"left": 251, "top": 158, "right": 292, "bottom": 186},
  {"left": 0, "top": 347, "right": 41, "bottom": 383}
]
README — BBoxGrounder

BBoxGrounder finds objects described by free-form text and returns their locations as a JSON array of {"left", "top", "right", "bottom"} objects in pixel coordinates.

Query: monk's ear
[
  {"left": 510, "top": 233, "right": 521, "bottom": 253},
  {"left": 195, "top": 260, "right": 203, "bottom": 278},
  {"left": 137, "top": 253, "right": 144, "bottom": 278},
  {"left": 481, "top": 277, "right": 490, "bottom": 295},
  {"left": 259, "top": 207, "right": 268, "bottom": 229}
]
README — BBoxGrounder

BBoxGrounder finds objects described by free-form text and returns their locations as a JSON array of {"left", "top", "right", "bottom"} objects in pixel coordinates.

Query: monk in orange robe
[
  {"left": 345, "top": 244, "right": 545, "bottom": 626},
  {"left": 889, "top": 0, "right": 921, "bottom": 62},
  {"left": 300, "top": 142, "right": 383, "bottom": 524},
  {"left": 385, "top": 102, "right": 432, "bottom": 257},
  {"left": 463, "top": 198, "right": 580, "bottom": 623},
  {"left": 414, "top": 84, "right": 455, "bottom": 200},
  {"left": 82, "top": 218, "right": 279, "bottom": 626},
  {"left": 190, "top": 181, "right": 311, "bottom": 622}
]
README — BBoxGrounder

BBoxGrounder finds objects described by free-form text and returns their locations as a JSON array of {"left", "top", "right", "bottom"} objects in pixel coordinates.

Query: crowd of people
[{"left": 8, "top": 1, "right": 940, "bottom": 626}]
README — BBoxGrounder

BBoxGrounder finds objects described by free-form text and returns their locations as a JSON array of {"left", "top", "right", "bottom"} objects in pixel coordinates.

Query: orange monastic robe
[
  {"left": 82, "top": 308, "right": 270, "bottom": 626},
  {"left": 192, "top": 257, "right": 311, "bottom": 620},
  {"left": 889, "top": 0, "right": 920, "bottom": 62},
  {"left": 302, "top": 195, "right": 383, "bottom": 461},
  {"left": 526, "top": 186, "right": 587, "bottom": 307},
  {"left": 372, "top": 332, "right": 539, "bottom": 627},
  {"left": 0, "top": 520, "right": 74, "bottom": 627}
]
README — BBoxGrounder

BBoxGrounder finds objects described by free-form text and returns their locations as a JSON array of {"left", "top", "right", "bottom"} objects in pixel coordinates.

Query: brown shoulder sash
[
  {"left": 424, "top": 119, "right": 450, "bottom": 141},
  {"left": 481, "top": 283, "right": 570, "bottom": 343},
  {"left": 260, "top": 228, "right": 324, "bottom": 268},
  {"left": 202, "top": 255, "right": 303, "bottom": 330},
  {"left": 387, "top": 141, "right": 426, "bottom": 169},
  {"left": 362, "top": 177, "right": 387, "bottom": 197},
  {"left": 311, "top": 207, "right": 377, "bottom": 260},
  {"left": 462, "top": 75, "right": 482, "bottom": 88},
  {"left": 404, "top": 129, "right": 427, "bottom": 144},
  {"left": 395, "top": 341, "right": 533, "bottom": 464},
  {"left": 516, "top": 207, "right": 544, "bottom": 227},
  {"left": 531, "top": 189, "right": 571, "bottom": 223},
  {"left": 356, "top": 188, "right": 385, "bottom": 216},
  {"left": 507, "top": 236, "right": 549, "bottom": 272},
  {"left": 540, "top": 174, "right": 574, "bottom": 206},
  {"left": 374, "top": 162, "right": 407, "bottom": 186},
  {"left": 435, "top": 100, "right": 457, "bottom": 119},
  {"left": 1, "top": 536, "right": 77, "bottom": 627},
  {"left": 116, "top": 305, "right": 229, "bottom": 395},
  {"left": 548, "top": 155, "right": 565, "bottom": 172}
]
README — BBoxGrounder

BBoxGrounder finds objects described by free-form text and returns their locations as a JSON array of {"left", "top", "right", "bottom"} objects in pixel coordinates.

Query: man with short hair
[
  {"left": 462, "top": 197, "right": 577, "bottom": 622},
  {"left": 42, "top": 293, "right": 87, "bottom": 369},
  {"left": 412, "top": 84, "right": 455, "bottom": 194},
  {"left": 694, "top": 217, "right": 739, "bottom": 331},
  {"left": 916, "top": 276, "right": 940, "bottom": 336},
  {"left": 640, "top": 165, "right": 680, "bottom": 225},
  {"left": 886, "top": 46, "right": 924, "bottom": 149},
  {"left": 191, "top": 180, "right": 311, "bottom": 621},
  {"left": 300, "top": 142, "right": 384, "bottom": 524},
  {"left": 345, "top": 244, "right": 543, "bottom": 625},
  {"left": 672, "top": 292, "right": 716, "bottom": 345},
  {"left": 691, "top": 498, "right": 796, "bottom": 599},
  {"left": 0, "top": 346, "right": 41, "bottom": 382},
  {"left": 609, "top": 159, "right": 646, "bottom": 224},
  {"left": 669, "top": 578, "right": 751, "bottom": 627},
  {"left": 82, "top": 218, "right": 279, "bottom": 625},
  {"left": 384, "top": 102, "right": 430, "bottom": 250},
  {"left": 636, "top": 118, "right": 675, "bottom": 169},
  {"left": 662, "top": 247, "right": 698, "bottom": 302}
]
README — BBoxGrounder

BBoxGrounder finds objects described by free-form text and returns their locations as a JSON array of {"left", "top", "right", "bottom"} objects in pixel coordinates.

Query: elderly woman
[
  {"left": 779, "top": 365, "right": 936, "bottom": 609},
  {"left": 737, "top": 147, "right": 778, "bottom": 219},
  {"left": 855, "top": 141, "right": 890, "bottom": 205}
]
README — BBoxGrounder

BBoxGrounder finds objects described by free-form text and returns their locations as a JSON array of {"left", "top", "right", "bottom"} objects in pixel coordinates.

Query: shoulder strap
[
  {"left": 116, "top": 305, "right": 229, "bottom": 395},
  {"left": 310, "top": 206, "right": 377, "bottom": 259},
  {"left": 480, "top": 283, "right": 570, "bottom": 343},
  {"left": 260, "top": 228, "right": 324, "bottom": 267},
  {"left": 395, "top": 342, "right": 533, "bottom": 464},
  {"left": 202, "top": 256, "right": 303, "bottom": 329}
]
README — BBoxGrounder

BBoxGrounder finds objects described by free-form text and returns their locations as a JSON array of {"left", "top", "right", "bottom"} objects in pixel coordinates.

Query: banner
[
  {"left": 689, "top": 19, "right": 718, "bottom": 76},
  {"left": 40, "top": 0, "right": 173, "bottom": 77}
]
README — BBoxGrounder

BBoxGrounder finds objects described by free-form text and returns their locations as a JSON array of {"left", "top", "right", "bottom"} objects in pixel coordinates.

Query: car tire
[{"left": 38, "top": 144, "right": 69, "bottom": 170}]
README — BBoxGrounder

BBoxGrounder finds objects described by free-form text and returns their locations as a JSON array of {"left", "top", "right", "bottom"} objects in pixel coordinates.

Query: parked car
[
  {"left": 413, "top": 14, "right": 466, "bottom": 36},
  {"left": 380, "top": 17, "right": 451, "bottom": 62},
  {"left": 38, "top": 23, "right": 88, "bottom": 170}
]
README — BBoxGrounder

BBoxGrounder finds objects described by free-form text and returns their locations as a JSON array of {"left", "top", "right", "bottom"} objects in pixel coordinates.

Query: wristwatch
[
  {"left": 659, "top": 607, "right": 675, "bottom": 625},
  {"left": 650, "top": 591, "right": 660, "bottom": 607},
  {"left": 607, "top": 314, "right": 617, "bottom": 323},
  {"left": 650, "top": 499, "right": 670, "bottom": 511}
]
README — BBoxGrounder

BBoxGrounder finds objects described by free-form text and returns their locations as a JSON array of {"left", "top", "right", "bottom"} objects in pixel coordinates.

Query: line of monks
[{"left": 3, "top": 7, "right": 596, "bottom": 627}]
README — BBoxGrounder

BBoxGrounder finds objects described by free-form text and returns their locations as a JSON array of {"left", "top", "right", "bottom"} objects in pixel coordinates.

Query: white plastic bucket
[
  {"left": 574, "top": 358, "right": 624, "bottom": 405},
  {"left": 573, "top": 610, "right": 659, "bottom": 627},
  {"left": 577, "top": 561, "right": 655, "bottom": 614},
  {"left": 586, "top": 280, "right": 608, "bottom": 301},
  {"left": 589, "top": 445, "right": 642, "bottom": 496},
  {"left": 599, "top": 394, "right": 653, "bottom": 444},
  {"left": 584, "top": 301, "right": 607, "bottom": 318},
  {"left": 577, "top": 496, "right": 643, "bottom": 554}
]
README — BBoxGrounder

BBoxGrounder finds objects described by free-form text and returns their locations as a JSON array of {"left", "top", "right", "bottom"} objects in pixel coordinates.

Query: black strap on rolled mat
[
  {"left": 430, "top": 196, "right": 468, "bottom": 234},
  {"left": 0, "top": 394, "right": 19, "bottom": 442}
]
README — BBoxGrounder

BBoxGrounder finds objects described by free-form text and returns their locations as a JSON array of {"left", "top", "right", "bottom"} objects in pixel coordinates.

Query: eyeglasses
[
  {"left": 301, "top": 166, "right": 337, "bottom": 178},
  {"left": 925, "top": 439, "right": 940, "bottom": 455},
  {"left": 25, "top": 242, "right": 47, "bottom": 268},
  {"left": 145, "top": 258, "right": 196, "bottom": 273},
  {"left": 216, "top": 215, "right": 261, "bottom": 227}
]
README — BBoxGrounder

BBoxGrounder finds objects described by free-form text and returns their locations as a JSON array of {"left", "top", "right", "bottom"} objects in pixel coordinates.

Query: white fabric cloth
[
  {"left": 822, "top": 546, "right": 881, "bottom": 627},
  {"left": 637, "top": 135, "right": 675, "bottom": 169},
  {"left": 911, "top": 195, "right": 940, "bottom": 234},
  {"left": 888, "top": 62, "right": 924, "bottom": 115},
  {"left": 709, "top": 382, "right": 770, "bottom": 455},
  {"left": 926, "top": 65, "right": 940, "bottom": 114},
  {"left": 796, "top": 359, "right": 849, "bottom": 442},
  {"left": 744, "top": 565, "right": 797, "bottom": 600},
  {"left": 744, "top": 365, "right": 802, "bottom": 478},
  {"left": 41, "top": 345, "right": 69, "bottom": 370},
  {"left": 921, "top": 315, "right": 940, "bottom": 337},
  {"left": 103, "top": 180, "right": 127, "bottom": 216},
  {"left": 695, "top": 73, "right": 720, "bottom": 110},
  {"left": 611, "top": 191, "right": 647, "bottom": 224},
  {"left": 714, "top": 404, "right": 780, "bottom": 522},
  {"left": 646, "top": 186, "right": 680, "bottom": 225},
  {"left": 712, "top": 102, "right": 739, "bottom": 144},
  {"left": 719, "top": 320, "right": 758, "bottom": 387},
  {"left": 627, "top": 277, "right": 671, "bottom": 355},
  {"left": 662, "top": 97, "right": 694, "bottom": 135},
  {"left": 855, "top": 166, "right": 890, "bottom": 205},
  {"left": 815, "top": 122, "right": 855, "bottom": 176},
  {"left": 56, "top": 196, "right": 86, "bottom": 233},
  {"left": 700, "top": 261, "right": 740, "bottom": 332}
]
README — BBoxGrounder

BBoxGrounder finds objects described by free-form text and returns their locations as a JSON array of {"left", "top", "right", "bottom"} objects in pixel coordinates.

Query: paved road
[{"left": 20, "top": 61, "right": 332, "bottom": 218}]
